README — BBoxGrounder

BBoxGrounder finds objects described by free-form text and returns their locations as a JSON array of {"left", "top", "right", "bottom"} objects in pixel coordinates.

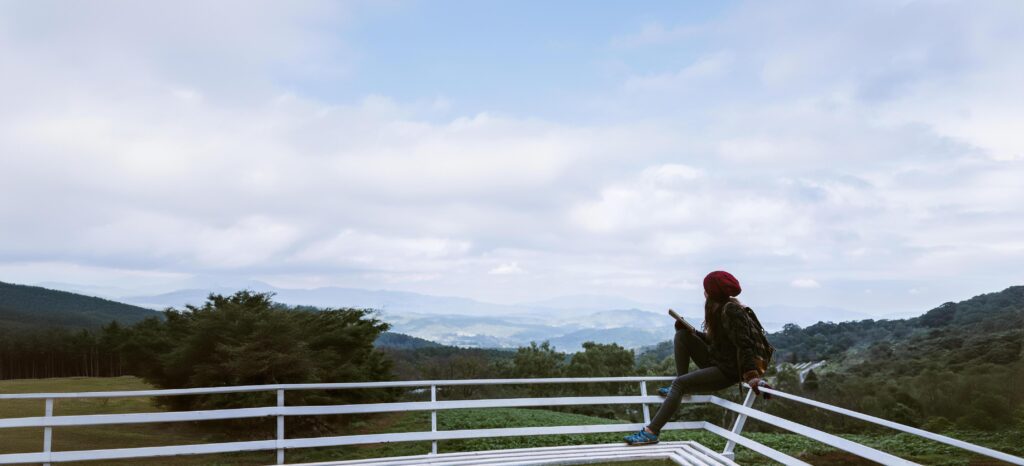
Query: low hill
[
  {"left": 768, "top": 285, "right": 1024, "bottom": 369},
  {"left": 374, "top": 331, "right": 445, "bottom": 349},
  {"left": 0, "top": 281, "right": 161, "bottom": 330}
]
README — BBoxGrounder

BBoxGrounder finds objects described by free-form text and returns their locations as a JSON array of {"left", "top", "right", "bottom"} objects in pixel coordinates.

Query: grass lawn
[{"left": 2, "top": 377, "right": 1021, "bottom": 465}]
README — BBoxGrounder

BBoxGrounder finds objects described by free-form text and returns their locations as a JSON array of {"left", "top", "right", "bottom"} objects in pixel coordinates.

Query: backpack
[
  {"left": 744, "top": 305, "right": 775, "bottom": 372},
  {"left": 726, "top": 302, "right": 776, "bottom": 378}
]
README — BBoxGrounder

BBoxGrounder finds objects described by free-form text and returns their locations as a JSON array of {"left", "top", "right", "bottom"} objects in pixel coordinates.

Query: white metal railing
[
  {"left": 1, "top": 377, "right": 1022, "bottom": 465},
  {"left": 755, "top": 386, "right": 1024, "bottom": 465}
]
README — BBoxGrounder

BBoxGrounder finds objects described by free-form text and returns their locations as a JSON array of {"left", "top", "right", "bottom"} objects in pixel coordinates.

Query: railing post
[
  {"left": 43, "top": 398, "right": 53, "bottom": 466},
  {"left": 639, "top": 380, "right": 651, "bottom": 425},
  {"left": 723, "top": 388, "right": 756, "bottom": 459},
  {"left": 430, "top": 384, "right": 438, "bottom": 455},
  {"left": 276, "top": 389, "right": 285, "bottom": 465}
]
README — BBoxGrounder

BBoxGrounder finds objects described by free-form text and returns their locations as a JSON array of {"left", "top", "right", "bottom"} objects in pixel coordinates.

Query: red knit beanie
[{"left": 704, "top": 271, "right": 741, "bottom": 300}]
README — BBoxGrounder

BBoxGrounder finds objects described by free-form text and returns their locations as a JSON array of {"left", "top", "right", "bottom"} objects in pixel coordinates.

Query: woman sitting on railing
[{"left": 625, "top": 271, "right": 774, "bottom": 446}]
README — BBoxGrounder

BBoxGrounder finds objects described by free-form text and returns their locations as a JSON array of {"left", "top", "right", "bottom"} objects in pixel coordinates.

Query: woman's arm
[{"left": 675, "top": 318, "right": 709, "bottom": 343}]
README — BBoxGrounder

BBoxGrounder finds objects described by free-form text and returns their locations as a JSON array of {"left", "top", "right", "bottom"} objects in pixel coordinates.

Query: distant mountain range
[
  {"left": 377, "top": 307, "right": 679, "bottom": 351},
  {"left": 121, "top": 284, "right": 531, "bottom": 316},
  {"left": 15, "top": 280, "right": 887, "bottom": 352}
]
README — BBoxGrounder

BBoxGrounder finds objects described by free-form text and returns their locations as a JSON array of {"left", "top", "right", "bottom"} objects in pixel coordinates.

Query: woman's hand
[{"left": 746, "top": 378, "right": 773, "bottom": 400}]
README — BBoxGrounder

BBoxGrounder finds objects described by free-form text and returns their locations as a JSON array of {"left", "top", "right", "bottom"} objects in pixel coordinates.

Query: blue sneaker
[
  {"left": 624, "top": 428, "right": 659, "bottom": 445},
  {"left": 657, "top": 386, "right": 670, "bottom": 397}
]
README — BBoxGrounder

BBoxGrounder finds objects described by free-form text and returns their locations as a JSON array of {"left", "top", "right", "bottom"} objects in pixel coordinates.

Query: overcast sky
[{"left": 2, "top": 0, "right": 1022, "bottom": 315}]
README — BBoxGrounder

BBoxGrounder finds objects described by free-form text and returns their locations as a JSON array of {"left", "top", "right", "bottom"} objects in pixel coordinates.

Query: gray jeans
[{"left": 648, "top": 329, "right": 737, "bottom": 434}]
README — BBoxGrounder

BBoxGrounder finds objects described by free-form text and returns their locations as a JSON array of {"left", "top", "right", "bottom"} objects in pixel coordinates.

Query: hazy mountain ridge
[{"left": 30, "top": 281, "right": 893, "bottom": 352}]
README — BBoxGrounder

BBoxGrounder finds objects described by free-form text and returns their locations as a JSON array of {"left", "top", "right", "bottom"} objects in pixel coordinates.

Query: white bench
[{"left": 295, "top": 442, "right": 740, "bottom": 466}]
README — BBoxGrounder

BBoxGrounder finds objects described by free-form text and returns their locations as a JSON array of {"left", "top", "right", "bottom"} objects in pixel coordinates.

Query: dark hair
[
  {"left": 703, "top": 296, "right": 738, "bottom": 338},
  {"left": 702, "top": 297, "right": 723, "bottom": 338}
]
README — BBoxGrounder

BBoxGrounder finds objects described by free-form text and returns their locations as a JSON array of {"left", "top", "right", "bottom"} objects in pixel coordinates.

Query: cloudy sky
[{"left": 2, "top": 0, "right": 1022, "bottom": 315}]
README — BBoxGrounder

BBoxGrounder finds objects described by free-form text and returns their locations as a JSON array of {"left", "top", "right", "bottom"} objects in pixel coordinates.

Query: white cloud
[
  {"left": 791, "top": 279, "right": 821, "bottom": 289},
  {"left": 294, "top": 230, "right": 472, "bottom": 272},
  {"left": 489, "top": 262, "right": 524, "bottom": 275},
  {"left": 0, "top": 1, "right": 1022, "bottom": 312}
]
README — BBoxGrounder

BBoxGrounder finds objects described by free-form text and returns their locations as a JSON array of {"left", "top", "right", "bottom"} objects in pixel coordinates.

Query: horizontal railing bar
[
  {"left": 315, "top": 448, "right": 716, "bottom": 466},
  {"left": 708, "top": 396, "right": 919, "bottom": 466},
  {"left": 0, "top": 406, "right": 276, "bottom": 429},
  {"left": 0, "top": 440, "right": 277, "bottom": 464},
  {"left": 0, "top": 377, "right": 677, "bottom": 400},
  {"left": 281, "top": 421, "right": 705, "bottom": 449},
  {"left": 701, "top": 422, "right": 809, "bottom": 466},
  {"left": 754, "top": 386, "right": 1024, "bottom": 466},
  {"left": 0, "top": 422, "right": 704, "bottom": 464},
  {"left": 0, "top": 395, "right": 710, "bottom": 429}
]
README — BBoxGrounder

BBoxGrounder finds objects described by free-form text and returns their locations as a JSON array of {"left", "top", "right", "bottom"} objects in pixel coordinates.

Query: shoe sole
[{"left": 625, "top": 440, "right": 659, "bottom": 446}]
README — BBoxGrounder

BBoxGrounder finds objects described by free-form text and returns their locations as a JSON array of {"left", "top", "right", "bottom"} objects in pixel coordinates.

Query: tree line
[{"left": 0, "top": 323, "right": 130, "bottom": 380}]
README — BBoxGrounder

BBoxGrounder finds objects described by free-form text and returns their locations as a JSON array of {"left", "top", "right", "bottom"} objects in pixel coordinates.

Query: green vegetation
[{"left": 379, "top": 340, "right": 514, "bottom": 382}]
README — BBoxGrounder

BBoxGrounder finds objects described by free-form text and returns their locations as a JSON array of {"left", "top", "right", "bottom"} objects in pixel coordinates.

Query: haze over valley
[{"left": 30, "top": 280, "right": 900, "bottom": 350}]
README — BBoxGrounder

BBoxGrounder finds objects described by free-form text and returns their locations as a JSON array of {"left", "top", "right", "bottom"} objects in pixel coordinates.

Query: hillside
[
  {"left": 0, "top": 281, "right": 161, "bottom": 330},
  {"left": 750, "top": 287, "right": 1023, "bottom": 432},
  {"left": 768, "top": 285, "right": 1024, "bottom": 370}
]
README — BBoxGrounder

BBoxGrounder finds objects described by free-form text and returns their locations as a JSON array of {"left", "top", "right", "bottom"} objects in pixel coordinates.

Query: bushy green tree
[
  {"left": 958, "top": 393, "right": 1013, "bottom": 431},
  {"left": 569, "top": 341, "right": 635, "bottom": 395},
  {"left": 568, "top": 342, "right": 635, "bottom": 378},
  {"left": 512, "top": 341, "right": 565, "bottom": 396},
  {"left": 512, "top": 341, "right": 564, "bottom": 379},
  {"left": 124, "top": 291, "right": 392, "bottom": 411}
]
